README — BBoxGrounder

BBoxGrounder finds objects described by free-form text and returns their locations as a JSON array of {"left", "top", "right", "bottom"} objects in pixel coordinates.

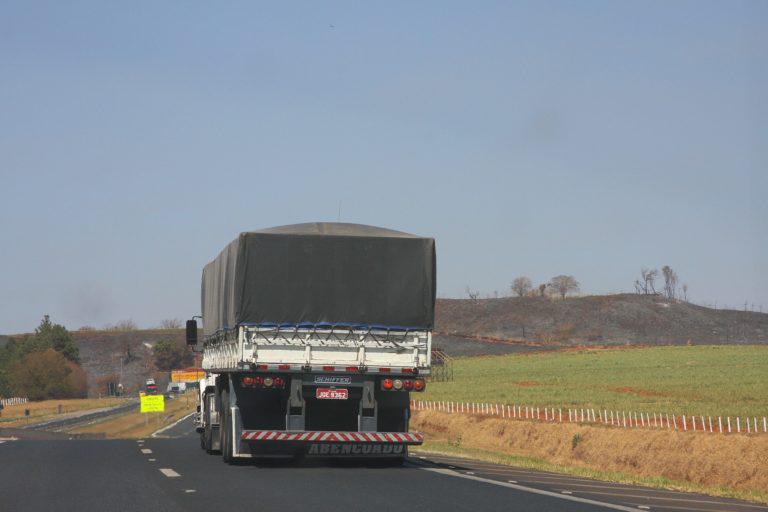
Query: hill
[
  {"left": 434, "top": 293, "right": 768, "bottom": 348},
  {"left": 72, "top": 329, "right": 189, "bottom": 396}
]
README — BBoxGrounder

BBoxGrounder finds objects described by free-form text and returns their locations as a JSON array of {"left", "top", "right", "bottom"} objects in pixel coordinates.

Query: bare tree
[
  {"left": 661, "top": 266, "right": 678, "bottom": 300},
  {"left": 511, "top": 276, "right": 532, "bottom": 297},
  {"left": 634, "top": 268, "right": 659, "bottom": 295},
  {"left": 549, "top": 275, "right": 580, "bottom": 299},
  {"left": 464, "top": 286, "right": 480, "bottom": 301},
  {"left": 682, "top": 283, "right": 688, "bottom": 302},
  {"left": 538, "top": 283, "right": 547, "bottom": 297},
  {"left": 160, "top": 318, "right": 182, "bottom": 329},
  {"left": 105, "top": 319, "right": 138, "bottom": 331}
]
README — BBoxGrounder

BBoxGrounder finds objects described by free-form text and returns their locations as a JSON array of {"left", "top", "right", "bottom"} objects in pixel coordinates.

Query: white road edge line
[
  {"left": 419, "top": 467, "right": 646, "bottom": 512},
  {"left": 159, "top": 468, "right": 181, "bottom": 478},
  {"left": 151, "top": 412, "right": 196, "bottom": 438}
]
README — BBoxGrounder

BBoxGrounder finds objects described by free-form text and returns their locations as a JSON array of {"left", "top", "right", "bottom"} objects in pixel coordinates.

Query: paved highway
[{"left": 1, "top": 417, "right": 764, "bottom": 512}]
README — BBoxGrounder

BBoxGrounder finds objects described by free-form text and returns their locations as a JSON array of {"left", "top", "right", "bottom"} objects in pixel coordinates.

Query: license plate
[{"left": 316, "top": 388, "right": 348, "bottom": 400}]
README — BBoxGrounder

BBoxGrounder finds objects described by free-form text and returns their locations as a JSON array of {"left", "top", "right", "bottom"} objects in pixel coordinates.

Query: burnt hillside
[
  {"left": 435, "top": 294, "right": 768, "bottom": 346},
  {"left": 73, "top": 329, "right": 188, "bottom": 396}
]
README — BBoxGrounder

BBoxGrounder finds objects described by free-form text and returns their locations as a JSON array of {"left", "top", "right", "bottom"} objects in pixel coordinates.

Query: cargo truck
[{"left": 188, "top": 223, "right": 435, "bottom": 464}]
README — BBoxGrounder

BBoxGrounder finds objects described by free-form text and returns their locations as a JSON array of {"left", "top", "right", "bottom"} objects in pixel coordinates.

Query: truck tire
[
  {"left": 220, "top": 389, "right": 233, "bottom": 464},
  {"left": 203, "top": 394, "right": 217, "bottom": 454}
]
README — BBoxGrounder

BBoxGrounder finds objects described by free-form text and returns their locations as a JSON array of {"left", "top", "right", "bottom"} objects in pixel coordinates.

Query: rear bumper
[{"left": 241, "top": 430, "right": 423, "bottom": 444}]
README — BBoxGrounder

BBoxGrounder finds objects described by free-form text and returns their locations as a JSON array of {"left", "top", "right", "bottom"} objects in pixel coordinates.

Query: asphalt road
[{"left": 1, "top": 417, "right": 764, "bottom": 512}]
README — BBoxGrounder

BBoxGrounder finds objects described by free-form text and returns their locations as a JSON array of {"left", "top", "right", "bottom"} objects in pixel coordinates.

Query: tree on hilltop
[
  {"left": 511, "top": 277, "right": 532, "bottom": 297},
  {"left": 549, "top": 275, "right": 580, "bottom": 299}
]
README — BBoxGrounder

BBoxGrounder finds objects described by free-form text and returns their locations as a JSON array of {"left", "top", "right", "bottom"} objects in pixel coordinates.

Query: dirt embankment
[{"left": 412, "top": 410, "right": 768, "bottom": 498}]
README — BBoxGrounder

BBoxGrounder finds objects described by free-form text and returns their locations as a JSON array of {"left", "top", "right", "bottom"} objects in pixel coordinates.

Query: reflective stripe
[{"left": 241, "top": 430, "right": 423, "bottom": 443}]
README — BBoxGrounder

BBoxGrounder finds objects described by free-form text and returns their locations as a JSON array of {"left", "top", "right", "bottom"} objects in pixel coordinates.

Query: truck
[{"left": 188, "top": 223, "right": 435, "bottom": 464}]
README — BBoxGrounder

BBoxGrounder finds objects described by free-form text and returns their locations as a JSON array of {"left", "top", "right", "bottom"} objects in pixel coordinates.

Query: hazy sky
[{"left": 1, "top": 1, "right": 766, "bottom": 333}]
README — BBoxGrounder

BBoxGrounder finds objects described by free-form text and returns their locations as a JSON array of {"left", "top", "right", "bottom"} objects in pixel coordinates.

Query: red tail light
[
  {"left": 273, "top": 377, "right": 285, "bottom": 388},
  {"left": 242, "top": 376, "right": 255, "bottom": 386},
  {"left": 382, "top": 378, "right": 393, "bottom": 390},
  {"left": 403, "top": 379, "right": 414, "bottom": 390},
  {"left": 277, "top": 364, "right": 290, "bottom": 370},
  {"left": 413, "top": 379, "right": 425, "bottom": 391},
  {"left": 323, "top": 366, "right": 335, "bottom": 371},
  {"left": 345, "top": 366, "right": 359, "bottom": 373}
]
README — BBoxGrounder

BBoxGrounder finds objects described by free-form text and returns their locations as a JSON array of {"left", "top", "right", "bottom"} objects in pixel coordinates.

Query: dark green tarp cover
[{"left": 201, "top": 223, "right": 435, "bottom": 336}]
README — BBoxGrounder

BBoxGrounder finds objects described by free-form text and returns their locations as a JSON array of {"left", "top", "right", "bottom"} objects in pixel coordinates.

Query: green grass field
[{"left": 422, "top": 345, "right": 767, "bottom": 417}]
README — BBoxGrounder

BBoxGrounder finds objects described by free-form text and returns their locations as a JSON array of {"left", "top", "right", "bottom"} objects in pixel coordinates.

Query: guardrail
[
  {"left": 0, "top": 397, "right": 28, "bottom": 407},
  {"left": 412, "top": 400, "right": 768, "bottom": 435}
]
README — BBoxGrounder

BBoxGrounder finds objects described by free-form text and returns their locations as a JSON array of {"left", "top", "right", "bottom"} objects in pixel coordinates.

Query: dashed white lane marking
[
  {"left": 419, "top": 467, "right": 645, "bottom": 512},
  {"left": 508, "top": 480, "right": 517, "bottom": 484},
  {"left": 148, "top": 458, "right": 156, "bottom": 462},
  {"left": 637, "top": 507, "right": 650, "bottom": 510},
  {"left": 159, "top": 468, "right": 181, "bottom": 478},
  {"left": 465, "top": 471, "right": 475, "bottom": 475},
  {"left": 137, "top": 440, "right": 145, "bottom": 443},
  {"left": 141, "top": 448, "right": 152, "bottom": 454},
  {"left": 184, "top": 490, "right": 196, "bottom": 494},
  {"left": 562, "top": 491, "right": 573, "bottom": 495}
]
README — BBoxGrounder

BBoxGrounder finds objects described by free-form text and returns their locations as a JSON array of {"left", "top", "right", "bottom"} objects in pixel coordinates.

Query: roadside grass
[
  {"left": 69, "top": 392, "right": 196, "bottom": 438},
  {"left": 0, "top": 397, "right": 127, "bottom": 427},
  {"left": 414, "top": 441, "right": 768, "bottom": 505},
  {"left": 423, "top": 345, "right": 767, "bottom": 417}
]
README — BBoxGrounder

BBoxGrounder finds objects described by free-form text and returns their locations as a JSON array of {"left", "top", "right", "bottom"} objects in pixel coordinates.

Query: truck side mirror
[{"left": 186, "top": 319, "right": 198, "bottom": 346}]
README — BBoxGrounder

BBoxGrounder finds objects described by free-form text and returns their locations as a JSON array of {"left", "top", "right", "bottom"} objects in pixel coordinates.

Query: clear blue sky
[{"left": 1, "top": 1, "right": 766, "bottom": 333}]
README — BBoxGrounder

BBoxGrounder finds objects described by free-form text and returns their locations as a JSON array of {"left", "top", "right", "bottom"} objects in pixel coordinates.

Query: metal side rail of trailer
[{"left": 202, "top": 325, "right": 432, "bottom": 376}]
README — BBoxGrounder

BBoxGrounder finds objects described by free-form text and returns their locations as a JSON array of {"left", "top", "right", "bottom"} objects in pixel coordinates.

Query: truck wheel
[
  {"left": 203, "top": 395, "right": 216, "bottom": 454},
  {"left": 220, "top": 390, "right": 233, "bottom": 464}
]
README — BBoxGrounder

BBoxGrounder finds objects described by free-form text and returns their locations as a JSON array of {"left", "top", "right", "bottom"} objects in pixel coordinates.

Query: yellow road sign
[
  {"left": 171, "top": 369, "right": 205, "bottom": 383},
  {"left": 140, "top": 394, "right": 165, "bottom": 413}
]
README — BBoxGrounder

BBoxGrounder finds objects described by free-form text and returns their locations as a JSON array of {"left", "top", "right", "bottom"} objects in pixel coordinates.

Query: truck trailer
[{"left": 188, "top": 223, "right": 435, "bottom": 463}]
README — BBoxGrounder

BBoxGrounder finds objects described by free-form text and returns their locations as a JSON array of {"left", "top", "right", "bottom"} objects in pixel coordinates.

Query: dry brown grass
[
  {"left": 70, "top": 393, "right": 196, "bottom": 439},
  {"left": 412, "top": 410, "right": 768, "bottom": 502},
  {"left": 0, "top": 397, "right": 126, "bottom": 427}
]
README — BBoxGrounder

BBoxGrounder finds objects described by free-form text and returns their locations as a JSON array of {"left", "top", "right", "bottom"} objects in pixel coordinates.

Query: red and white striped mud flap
[{"left": 241, "top": 430, "right": 423, "bottom": 444}]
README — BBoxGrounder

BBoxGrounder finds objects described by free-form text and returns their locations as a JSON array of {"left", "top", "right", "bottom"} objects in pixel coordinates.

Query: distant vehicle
[
  {"left": 145, "top": 378, "right": 156, "bottom": 386},
  {"left": 167, "top": 382, "right": 186, "bottom": 394},
  {"left": 189, "top": 223, "right": 435, "bottom": 464},
  {"left": 146, "top": 382, "right": 158, "bottom": 395}
]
